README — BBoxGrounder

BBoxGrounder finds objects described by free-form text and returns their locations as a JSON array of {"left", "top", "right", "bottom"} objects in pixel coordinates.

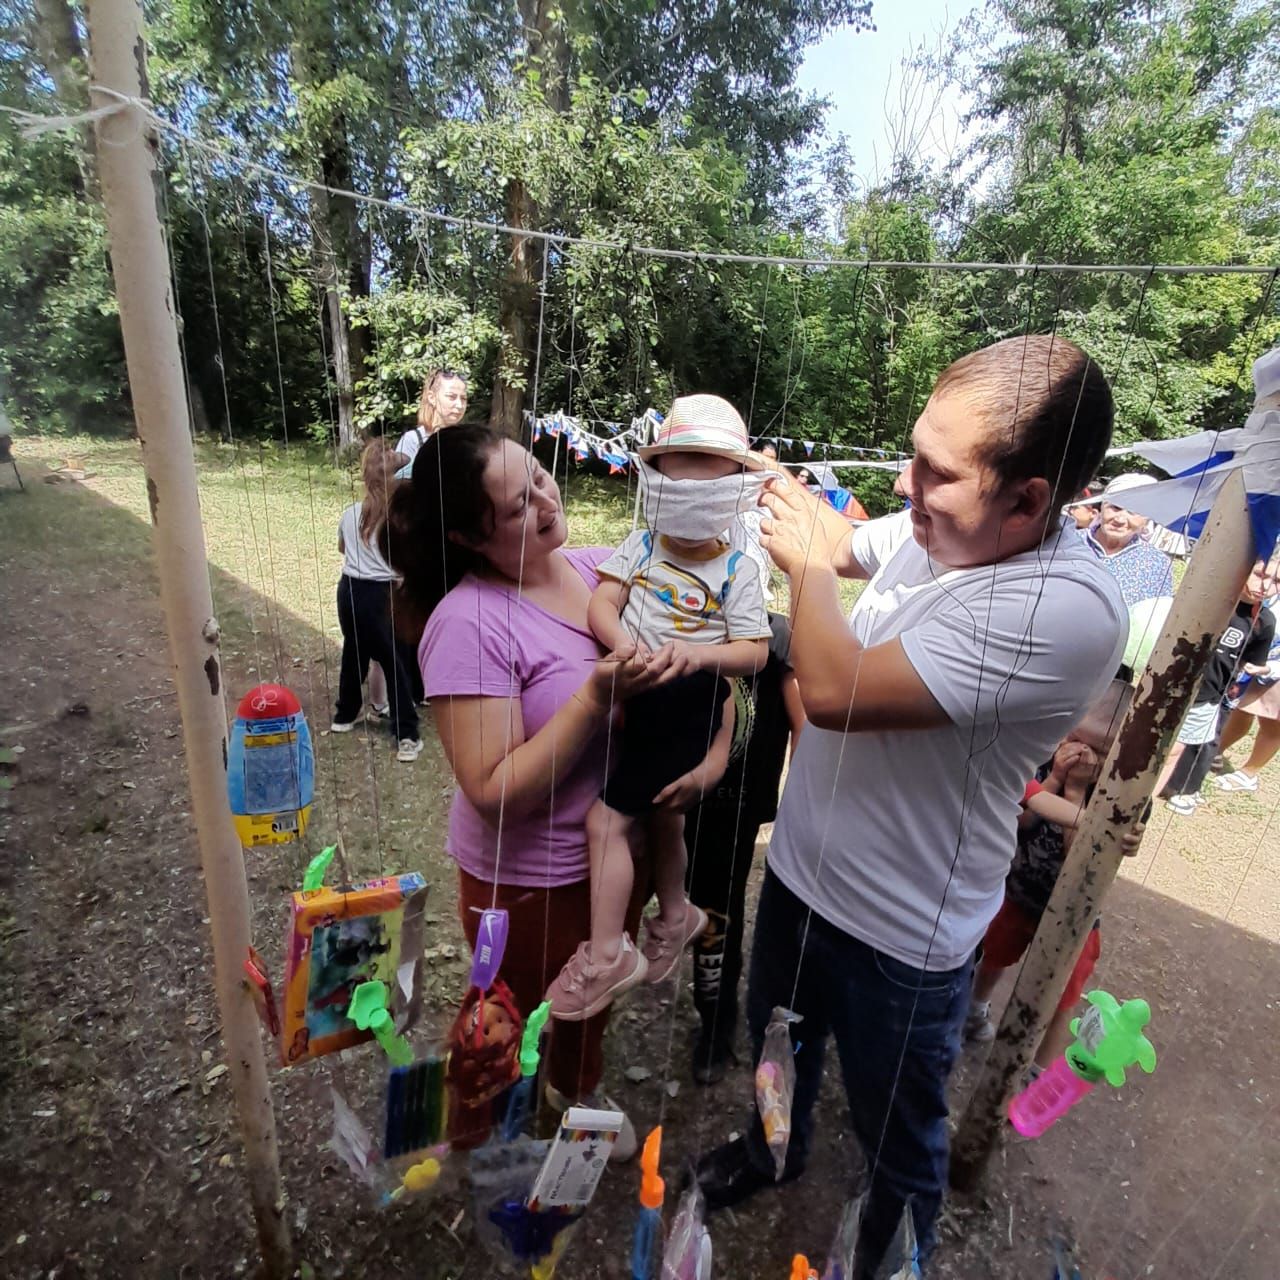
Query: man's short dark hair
[{"left": 934, "top": 335, "right": 1114, "bottom": 512}]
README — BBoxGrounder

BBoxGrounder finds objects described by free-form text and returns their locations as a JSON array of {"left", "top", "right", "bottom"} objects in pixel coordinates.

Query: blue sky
[{"left": 796, "top": 1, "right": 981, "bottom": 184}]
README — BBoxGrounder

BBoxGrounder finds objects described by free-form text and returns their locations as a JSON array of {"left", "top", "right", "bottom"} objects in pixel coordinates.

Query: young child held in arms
[
  {"left": 966, "top": 678, "right": 1144, "bottom": 1069},
  {"left": 546, "top": 395, "right": 772, "bottom": 1021}
]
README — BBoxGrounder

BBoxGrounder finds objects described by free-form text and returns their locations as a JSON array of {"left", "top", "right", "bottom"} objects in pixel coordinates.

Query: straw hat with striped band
[{"left": 637, "top": 394, "right": 769, "bottom": 469}]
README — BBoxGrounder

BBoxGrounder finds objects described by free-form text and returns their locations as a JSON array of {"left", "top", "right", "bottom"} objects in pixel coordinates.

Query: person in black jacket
[{"left": 684, "top": 614, "right": 793, "bottom": 1083}]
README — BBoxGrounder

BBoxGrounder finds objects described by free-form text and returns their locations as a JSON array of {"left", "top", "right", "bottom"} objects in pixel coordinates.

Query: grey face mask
[{"left": 636, "top": 457, "right": 767, "bottom": 541}]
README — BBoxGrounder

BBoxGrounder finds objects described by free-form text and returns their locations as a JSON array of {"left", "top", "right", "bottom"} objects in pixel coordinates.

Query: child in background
[
  {"left": 1158, "top": 560, "right": 1275, "bottom": 815},
  {"left": 966, "top": 679, "right": 1142, "bottom": 1069},
  {"left": 546, "top": 395, "right": 772, "bottom": 1021},
  {"left": 332, "top": 441, "right": 423, "bottom": 762}
]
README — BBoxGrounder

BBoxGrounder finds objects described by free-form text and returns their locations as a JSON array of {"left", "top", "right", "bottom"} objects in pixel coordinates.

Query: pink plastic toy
[{"left": 1009, "top": 990, "right": 1156, "bottom": 1138}]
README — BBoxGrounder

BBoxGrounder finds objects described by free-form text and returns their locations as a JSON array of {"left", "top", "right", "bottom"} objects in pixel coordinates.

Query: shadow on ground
[{"left": 0, "top": 451, "right": 1275, "bottom": 1279}]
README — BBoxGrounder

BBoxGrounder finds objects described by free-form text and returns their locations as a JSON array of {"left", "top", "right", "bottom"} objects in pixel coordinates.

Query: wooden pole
[
  {"left": 84, "top": 1, "right": 292, "bottom": 1272},
  {"left": 950, "top": 466, "right": 1254, "bottom": 1191}
]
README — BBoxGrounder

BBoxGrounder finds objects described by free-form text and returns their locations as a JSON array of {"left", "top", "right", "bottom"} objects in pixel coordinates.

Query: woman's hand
[
  {"left": 584, "top": 643, "right": 673, "bottom": 708},
  {"left": 758, "top": 471, "right": 855, "bottom": 582}
]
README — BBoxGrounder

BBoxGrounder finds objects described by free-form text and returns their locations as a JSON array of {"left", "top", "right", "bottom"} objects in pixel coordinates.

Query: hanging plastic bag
[
  {"left": 661, "top": 1183, "right": 712, "bottom": 1280},
  {"left": 444, "top": 978, "right": 523, "bottom": 1148},
  {"left": 821, "top": 1196, "right": 921, "bottom": 1280},
  {"left": 470, "top": 1138, "right": 582, "bottom": 1269},
  {"left": 755, "top": 1006, "right": 801, "bottom": 1179}
]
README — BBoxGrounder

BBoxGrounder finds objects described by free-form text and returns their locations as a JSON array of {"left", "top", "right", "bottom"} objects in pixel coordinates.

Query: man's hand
[{"left": 758, "top": 471, "right": 857, "bottom": 583}]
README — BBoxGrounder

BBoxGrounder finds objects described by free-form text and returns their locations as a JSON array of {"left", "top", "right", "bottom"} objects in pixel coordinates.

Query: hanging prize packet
[
  {"left": 227, "top": 683, "right": 315, "bottom": 847},
  {"left": 280, "top": 872, "right": 427, "bottom": 1065}
]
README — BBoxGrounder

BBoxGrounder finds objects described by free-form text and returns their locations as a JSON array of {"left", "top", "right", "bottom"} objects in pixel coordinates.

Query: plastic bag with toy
[
  {"left": 755, "top": 1006, "right": 801, "bottom": 1180},
  {"left": 821, "top": 1196, "right": 920, "bottom": 1280}
]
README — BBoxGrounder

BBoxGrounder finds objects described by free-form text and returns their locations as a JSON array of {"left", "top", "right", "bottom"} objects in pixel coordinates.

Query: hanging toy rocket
[
  {"left": 1008, "top": 990, "right": 1156, "bottom": 1138},
  {"left": 630, "top": 1127, "right": 663, "bottom": 1280},
  {"left": 227, "top": 683, "right": 314, "bottom": 847}
]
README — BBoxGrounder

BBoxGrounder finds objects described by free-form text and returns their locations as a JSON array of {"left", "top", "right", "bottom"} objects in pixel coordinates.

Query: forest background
[{"left": 2, "top": 0, "right": 1279, "bottom": 514}]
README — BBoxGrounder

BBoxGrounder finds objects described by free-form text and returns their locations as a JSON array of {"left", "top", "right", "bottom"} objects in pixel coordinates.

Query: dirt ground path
[{"left": 1, "top": 444, "right": 1276, "bottom": 1279}]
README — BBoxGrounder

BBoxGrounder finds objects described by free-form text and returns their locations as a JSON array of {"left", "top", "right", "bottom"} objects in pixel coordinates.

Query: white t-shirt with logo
[
  {"left": 598, "top": 530, "right": 772, "bottom": 653},
  {"left": 767, "top": 510, "right": 1127, "bottom": 972},
  {"left": 338, "top": 502, "right": 397, "bottom": 582}
]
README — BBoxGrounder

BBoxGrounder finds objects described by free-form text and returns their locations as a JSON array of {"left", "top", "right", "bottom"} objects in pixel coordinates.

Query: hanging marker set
[{"left": 384, "top": 1055, "right": 448, "bottom": 1156}]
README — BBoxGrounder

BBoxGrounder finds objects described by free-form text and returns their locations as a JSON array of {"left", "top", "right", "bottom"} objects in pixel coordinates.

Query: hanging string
[{"left": 21, "top": 89, "right": 1280, "bottom": 281}]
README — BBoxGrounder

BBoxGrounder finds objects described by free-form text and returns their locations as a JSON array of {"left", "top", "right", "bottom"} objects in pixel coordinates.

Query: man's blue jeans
[{"left": 745, "top": 870, "right": 972, "bottom": 1273}]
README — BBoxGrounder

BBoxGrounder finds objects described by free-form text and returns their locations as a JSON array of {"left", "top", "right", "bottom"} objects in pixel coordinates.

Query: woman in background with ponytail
[{"left": 332, "top": 441, "right": 422, "bottom": 762}]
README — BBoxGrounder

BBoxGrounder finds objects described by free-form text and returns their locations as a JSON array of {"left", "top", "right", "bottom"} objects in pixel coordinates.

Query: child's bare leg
[
  {"left": 1034, "top": 1004, "right": 1077, "bottom": 1070},
  {"left": 1242, "top": 716, "right": 1280, "bottom": 775},
  {"left": 971, "top": 960, "right": 1003, "bottom": 1004},
  {"left": 641, "top": 807, "right": 707, "bottom": 982},
  {"left": 1218, "top": 707, "right": 1254, "bottom": 758},
  {"left": 368, "top": 661, "right": 388, "bottom": 709},
  {"left": 586, "top": 799, "right": 636, "bottom": 964},
  {"left": 647, "top": 808, "right": 688, "bottom": 925},
  {"left": 1154, "top": 740, "right": 1185, "bottom": 796}
]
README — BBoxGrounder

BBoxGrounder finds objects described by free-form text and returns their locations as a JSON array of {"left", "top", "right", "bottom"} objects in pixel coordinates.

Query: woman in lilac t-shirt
[{"left": 384, "top": 425, "right": 677, "bottom": 1147}]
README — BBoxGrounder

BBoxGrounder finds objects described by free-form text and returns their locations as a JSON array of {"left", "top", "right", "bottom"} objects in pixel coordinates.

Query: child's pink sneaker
[
  {"left": 642, "top": 903, "right": 708, "bottom": 984},
  {"left": 545, "top": 935, "right": 648, "bottom": 1021}
]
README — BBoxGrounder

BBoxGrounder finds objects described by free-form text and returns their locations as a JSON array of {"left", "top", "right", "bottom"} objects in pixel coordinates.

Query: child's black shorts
[{"left": 601, "top": 670, "right": 731, "bottom": 817}]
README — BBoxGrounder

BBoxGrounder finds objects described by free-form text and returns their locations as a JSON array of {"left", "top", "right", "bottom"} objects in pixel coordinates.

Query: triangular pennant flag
[{"left": 803, "top": 441, "right": 815, "bottom": 457}]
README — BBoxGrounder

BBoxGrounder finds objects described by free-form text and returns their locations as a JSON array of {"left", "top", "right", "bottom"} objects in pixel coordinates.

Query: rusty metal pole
[
  {"left": 950, "top": 466, "right": 1254, "bottom": 1191},
  {"left": 84, "top": 0, "right": 291, "bottom": 1272}
]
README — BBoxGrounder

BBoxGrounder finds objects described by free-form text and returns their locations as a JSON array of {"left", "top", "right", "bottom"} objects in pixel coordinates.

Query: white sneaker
[
  {"left": 369, "top": 702, "right": 390, "bottom": 720},
  {"left": 1216, "top": 770, "right": 1259, "bottom": 793},
  {"left": 1165, "top": 793, "right": 1201, "bottom": 816},
  {"left": 396, "top": 738, "right": 423, "bottom": 762},
  {"left": 330, "top": 716, "right": 362, "bottom": 733}
]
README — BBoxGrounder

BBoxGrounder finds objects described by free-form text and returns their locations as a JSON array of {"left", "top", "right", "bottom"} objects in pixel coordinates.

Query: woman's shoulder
[{"left": 565, "top": 545, "right": 612, "bottom": 570}]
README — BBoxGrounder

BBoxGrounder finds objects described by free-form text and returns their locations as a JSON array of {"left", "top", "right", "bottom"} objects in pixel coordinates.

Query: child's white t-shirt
[{"left": 598, "top": 530, "right": 771, "bottom": 653}]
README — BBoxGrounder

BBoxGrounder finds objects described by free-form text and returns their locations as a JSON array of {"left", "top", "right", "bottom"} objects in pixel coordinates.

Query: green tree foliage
[{"left": 1, "top": 0, "right": 1277, "bottom": 516}]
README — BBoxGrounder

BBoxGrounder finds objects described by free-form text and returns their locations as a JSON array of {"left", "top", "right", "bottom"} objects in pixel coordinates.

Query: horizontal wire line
[{"left": 17, "top": 90, "right": 1280, "bottom": 280}]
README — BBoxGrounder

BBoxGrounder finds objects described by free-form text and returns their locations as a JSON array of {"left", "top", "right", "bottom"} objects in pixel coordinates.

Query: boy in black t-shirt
[
  {"left": 684, "top": 614, "right": 792, "bottom": 1084},
  {"left": 1159, "top": 560, "right": 1276, "bottom": 815}
]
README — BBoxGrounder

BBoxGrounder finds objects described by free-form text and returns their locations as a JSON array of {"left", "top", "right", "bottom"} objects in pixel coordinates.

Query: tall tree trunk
[
  {"left": 29, "top": 0, "right": 100, "bottom": 200},
  {"left": 491, "top": 178, "right": 540, "bottom": 438},
  {"left": 490, "top": 0, "right": 567, "bottom": 437},
  {"left": 309, "top": 182, "right": 358, "bottom": 450},
  {"left": 290, "top": 37, "right": 364, "bottom": 450}
]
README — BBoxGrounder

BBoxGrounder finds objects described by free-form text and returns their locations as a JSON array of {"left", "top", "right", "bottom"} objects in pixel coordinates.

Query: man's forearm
[{"left": 789, "top": 565, "right": 866, "bottom": 725}]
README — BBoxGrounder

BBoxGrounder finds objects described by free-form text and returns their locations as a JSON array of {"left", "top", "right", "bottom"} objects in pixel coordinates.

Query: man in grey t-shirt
[{"left": 695, "top": 336, "right": 1127, "bottom": 1274}]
